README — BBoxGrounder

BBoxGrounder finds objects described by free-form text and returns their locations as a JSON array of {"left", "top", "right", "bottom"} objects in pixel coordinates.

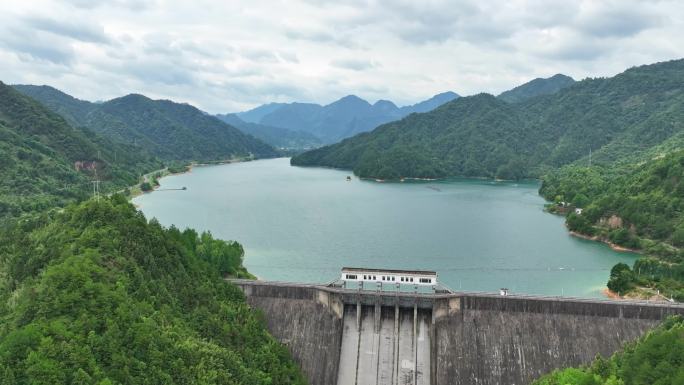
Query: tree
[
  {"left": 140, "top": 182, "right": 153, "bottom": 192},
  {"left": 607, "top": 263, "right": 634, "bottom": 294},
  {"left": 566, "top": 213, "right": 594, "bottom": 235},
  {"left": 672, "top": 225, "right": 684, "bottom": 247}
]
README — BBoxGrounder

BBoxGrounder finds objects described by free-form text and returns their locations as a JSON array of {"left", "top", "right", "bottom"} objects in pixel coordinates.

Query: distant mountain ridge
[
  {"left": 292, "top": 59, "right": 684, "bottom": 180},
  {"left": 498, "top": 74, "right": 575, "bottom": 103},
  {"left": 13, "top": 85, "right": 278, "bottom": 162},
  {"left": 234, "top": 91, "right": 459, "bottom": 143},
  {"left": 237, "top": 102, "right": 287, "bottom": 123},
  {"left": 215, "top": 113, "right": 321, "bottom": 149}
]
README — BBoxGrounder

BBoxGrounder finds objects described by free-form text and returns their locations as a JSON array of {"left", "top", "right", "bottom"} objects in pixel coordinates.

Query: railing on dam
[{"left": 229, "top": 278, "right": 684, "bottom": 313}]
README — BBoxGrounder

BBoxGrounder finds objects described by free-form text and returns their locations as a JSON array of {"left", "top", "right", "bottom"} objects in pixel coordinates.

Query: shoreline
[
  {"left": 568, "top": 231, "right": 641, "bottom": 254},
  {"left": 129, "top": 156, "right": 258, "bottom": 200},
  {"left": 290, "top": 162, "right": 539, "bottom": 184}
]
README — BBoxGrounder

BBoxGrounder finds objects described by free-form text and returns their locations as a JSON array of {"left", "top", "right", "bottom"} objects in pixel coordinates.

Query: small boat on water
[{"left": 346, "top": 176, "right": 352, "bottom": 181}]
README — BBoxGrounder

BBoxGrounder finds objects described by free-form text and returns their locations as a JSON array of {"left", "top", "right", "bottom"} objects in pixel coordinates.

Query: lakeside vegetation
[
  {"left": 532, "top": 316, "right": 684, "bottom": 385},
  {"left": 0, "top": 196, "right": 304, "bottom": 384},
  {"left": 541, "top": 150, "right": 684, "bottom": 300}
]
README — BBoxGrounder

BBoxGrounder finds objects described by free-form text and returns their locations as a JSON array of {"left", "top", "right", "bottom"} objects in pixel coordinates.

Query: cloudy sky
[{"left": 1, "top": 0, "right": 682, "bottom": 113}]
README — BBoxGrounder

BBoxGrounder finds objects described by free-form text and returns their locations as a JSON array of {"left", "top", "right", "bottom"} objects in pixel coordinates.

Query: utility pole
[
  {"left": 92, "top": 180, "right": 100, "bottom": 201},
  {"left": 589, "top": 148, "right": 592, "bottom": 167}
]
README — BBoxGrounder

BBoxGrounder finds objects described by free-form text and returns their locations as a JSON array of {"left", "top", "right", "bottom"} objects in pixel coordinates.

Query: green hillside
[
  {"left": 541, "top": 150, "right": 684, "bottom": 299},
  {"left": 532, "top": 316, "right": 684, "bottom": 385},
  {"left": 292, "top": 59, "right": 684, "bottom": 180},
  {"left": 498, "top": 74, "right": 575, "bottom": 103},
  {"left": 0, "top": 82, "right": 160, "bottom": 219},
  {"left": 13, "top": 85, "right": 278, "bottom": 162},
  {"left": 0, "top": 196, "right": 305, "bottom": 385},
  {"left": 293, "top": 94, "right": 529, "bottom": 179}
]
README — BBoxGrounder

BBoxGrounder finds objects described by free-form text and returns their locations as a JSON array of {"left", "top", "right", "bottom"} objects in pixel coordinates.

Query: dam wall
[
  {"left": 238, "top": 282, "right": 345, "bottom": 385},
  {"left": 232, "top": 280, "right": 684, "bottom": 385},
  {"left": 432, "top": 295, "right": 676, "bottom": 385}
]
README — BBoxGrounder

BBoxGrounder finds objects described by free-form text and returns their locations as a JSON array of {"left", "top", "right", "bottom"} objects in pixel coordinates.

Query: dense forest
[
  {"left": 532, "top": 316, "right": 684, "bottom": 385},
  {"left": 540, "top": 150, "right": 684, "bottom": 299},
  {"left": 0, "top": 82, "right": 161, "bottom": 219},
  {"left": 13, "top": 85, "right": 278, "bottom": 162},
  {"left": 1, "top": 81, "right": 306, "bottom": 383},
  {"left": 0, "top": 196, "right": 305, "bottom": 384},
  {"left": 292, "top": 59, "right": 684, "bottom": 181}
]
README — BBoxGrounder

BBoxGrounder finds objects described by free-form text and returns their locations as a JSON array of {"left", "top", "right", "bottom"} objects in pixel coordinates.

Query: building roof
[{"left": 341, "top": 267, "right": 437, "bottom": 276}]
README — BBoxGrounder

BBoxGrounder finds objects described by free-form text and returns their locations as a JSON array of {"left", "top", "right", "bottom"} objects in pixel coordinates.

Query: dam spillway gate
[
  {"left": 231, "top": 280, "right": 684, "bottom": 385},
  {"left": 337, "top": 303, "right": 431, "bottom": 385}
]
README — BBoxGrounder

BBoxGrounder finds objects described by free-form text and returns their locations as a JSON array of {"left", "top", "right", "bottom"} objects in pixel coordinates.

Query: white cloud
[
  {"left": 0, "top": 0, "right": 682, "bottom": 113},
  {"left": 330, "top": 58, "right": 378, "bottom": 71}
]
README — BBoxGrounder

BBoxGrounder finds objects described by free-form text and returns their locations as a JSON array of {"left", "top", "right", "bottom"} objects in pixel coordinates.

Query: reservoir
[{"left": 133, "top": 157, "right": 637, "bottom": 298}]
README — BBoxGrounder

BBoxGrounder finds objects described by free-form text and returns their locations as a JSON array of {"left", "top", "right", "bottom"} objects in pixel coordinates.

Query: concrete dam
[{"left": 232, "top": 279, "right": 684, "bottom": 385}]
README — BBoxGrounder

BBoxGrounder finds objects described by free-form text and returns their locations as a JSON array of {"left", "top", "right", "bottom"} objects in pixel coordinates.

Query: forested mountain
[
  {"left": 533, "top": 316, "right": 684, "bottom": 385},
  {"left": 293, "top": 93, "right": 528, "bottom": 179},
  {"left": 236, "top": 91, "right": 459, "bottom": 143},
  {"left": 498, "top": 74, "right": 575, "bottom": 103},
  {"left": 14, "top": 85, "right": 278, "bottom": 161},
  {"left": 292, "top": 59, "right": 684, "bottom": 180},
  {"left": 216, "top": 113, "right": 321, "bottom": 149},
  {"left": 541, "top": 150, "right": 684, "bottom": 299},
  {"left": 0, "top": 196, "right": 305, "bottom": 384},
  {"left": 0, "top": 81, "right": 160, "bottom": 219}
]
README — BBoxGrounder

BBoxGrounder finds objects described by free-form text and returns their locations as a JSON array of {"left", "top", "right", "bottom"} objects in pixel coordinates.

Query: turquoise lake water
[{"left": 133, "top": 157, "right": 638, "bottom": 298}]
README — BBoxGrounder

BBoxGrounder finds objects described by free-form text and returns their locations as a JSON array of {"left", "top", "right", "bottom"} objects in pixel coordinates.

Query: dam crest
[{"left": 231, "top": 278, "right": 684, "bottom": 385}]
